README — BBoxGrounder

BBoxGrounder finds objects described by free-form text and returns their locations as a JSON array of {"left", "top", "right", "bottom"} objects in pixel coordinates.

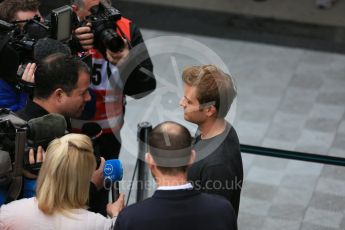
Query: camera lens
[{"left": 101, "top": 28, "right": 124, "bottom": 53}]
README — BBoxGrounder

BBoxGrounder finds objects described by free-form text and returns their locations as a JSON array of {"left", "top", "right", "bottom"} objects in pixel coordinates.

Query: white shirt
[
  {"left": 157, "top": 183, "right": 193, "bottom": 191},
  {"left": 0, "top": 197, "right": 115, "bottom": 230}
]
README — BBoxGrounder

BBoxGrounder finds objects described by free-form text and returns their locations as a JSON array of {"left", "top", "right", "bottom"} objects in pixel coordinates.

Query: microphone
[
  {"left": 81, "top": 122, "right": 103, "bottom": 141},
  {"left": 103, "top": 159, "right": 123, "bottom": 202},
  {"left": 27, "top": 113, "right": 67, "bottom": 148},
  {"left": 81, "top": 123, "right": 122, "bottom": 202},
  {"left": 23, "top": 113, "right": 67, "bottom": 173}
]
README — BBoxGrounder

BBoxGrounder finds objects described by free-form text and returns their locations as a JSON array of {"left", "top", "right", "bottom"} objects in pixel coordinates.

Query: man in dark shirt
[
  {"left": 17, "top": 53, "right": 91, "bottom": 125},
  {"left": 16, "top": 53, "right": 107, "bottom": 214},
  {"left": 179, "top": 64, "right": 243, "bottom": 217}
]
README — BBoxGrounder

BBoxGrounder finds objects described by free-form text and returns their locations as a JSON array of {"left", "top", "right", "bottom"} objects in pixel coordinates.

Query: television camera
[
  {"left": 0, "top": 5, "right": 72, "bottom": 65},
  {"left": 0, "top": 108, "right": 67, "bottom": 203}
]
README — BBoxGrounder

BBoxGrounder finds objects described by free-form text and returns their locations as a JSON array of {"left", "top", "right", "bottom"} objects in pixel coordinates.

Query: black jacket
[
  {"left": 16, "top": 100, "right": 72, "bottom": 131},
  {"left": 114, "top": 189, "right": 237, "bottom": 230}
]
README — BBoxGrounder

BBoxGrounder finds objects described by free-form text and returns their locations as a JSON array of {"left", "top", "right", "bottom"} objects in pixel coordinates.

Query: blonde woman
[{"left": 0, "top": 134, "right": 124, "bottom": 229}]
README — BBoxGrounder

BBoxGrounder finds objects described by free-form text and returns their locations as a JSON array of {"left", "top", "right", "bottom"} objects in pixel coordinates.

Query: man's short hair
[
  {"left": 182, "top": 65, "right": 237, "bottom": 118},
  {"left": 0, "top": 0, "right": 40, "bottom": 21},
  {"left": 148, "top": 121, "right": 192, "bottom": 174},
  {"left": 34, "top": 53, "right": 90, "bottom": 99}
]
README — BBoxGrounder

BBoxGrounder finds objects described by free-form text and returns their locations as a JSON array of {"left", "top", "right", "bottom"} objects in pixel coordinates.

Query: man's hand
[
  {"left": 106, "top": 39, "right": 129, "bottom": 66},
  {"left": 19, "top": 63, "right": 36, "bottom": 84},
  {"left": 107, "top": 193, "right": 125, "bottom": 218},
  {"left": 91, "top": 157, "right": 105, "bottom": 190},
  {"left": 74, "top": 23, "right": 94, "bottom": 51},
  {"left": 23, "top": 146, "right": 45, "bottom": 179}
]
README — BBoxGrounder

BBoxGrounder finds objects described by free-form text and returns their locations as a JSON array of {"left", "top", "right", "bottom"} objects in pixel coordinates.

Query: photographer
[
  {"left": 0, "top": 0, "right": 42, "bottom": 27},
  {"left": 0, "top": 0, "right": 42, "bottom": 111},
  {"left": 70, "top": 0, "right": 156, "bottom": 160}
]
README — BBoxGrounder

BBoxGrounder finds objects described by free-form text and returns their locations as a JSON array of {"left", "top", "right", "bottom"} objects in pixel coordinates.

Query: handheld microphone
[
  {"left": 81, "top": 122, "right": 103, "bottom": 140},
  {"left": 103, "top": 159, "right": 123, "bottom": 201}
]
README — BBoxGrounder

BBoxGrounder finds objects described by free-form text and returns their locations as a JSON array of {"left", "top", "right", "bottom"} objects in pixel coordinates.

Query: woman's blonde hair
[{"left": 36, "top": 133, "right": 96, "bottom": 215}]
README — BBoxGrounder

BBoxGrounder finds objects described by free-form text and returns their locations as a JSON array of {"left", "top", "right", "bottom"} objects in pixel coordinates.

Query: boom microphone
[
  {"left": 27, "top": 113, "right": 67, "bottom": 148},
  {"left": 22, "top": 114, "right": 66, "bottom": 198},
  {"left": 103, "top": 159, "right": 123, "bottom": 201},
  {"left": 23, "top": 113, "right": 67, "bottom": 173}
]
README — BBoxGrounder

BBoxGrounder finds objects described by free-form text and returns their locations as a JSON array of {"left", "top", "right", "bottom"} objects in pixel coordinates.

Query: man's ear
[
  {"left": 205, "top": 105, "right": 217, "bottom": 117},
  {"left": 145, "top": 152, "right": 155, "bottom": 169},
  {"left": 187, "top": 150, "right": 196, "bottom": 167},
  {"left": 53, "top": 88, "right": 64, "bottom": 102}
]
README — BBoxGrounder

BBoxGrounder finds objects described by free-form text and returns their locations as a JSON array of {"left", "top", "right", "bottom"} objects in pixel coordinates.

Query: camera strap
[{"left": 117, "top": 26, "right": 132, "bottom": 50}]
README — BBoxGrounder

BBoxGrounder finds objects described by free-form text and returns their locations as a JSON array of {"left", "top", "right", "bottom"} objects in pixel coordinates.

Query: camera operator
[
  {"left": 70, "top": 0, "right": 156, "bottom": 160},
  {"left": 0, "top": 0, "right": 42, "bottom": 112}
]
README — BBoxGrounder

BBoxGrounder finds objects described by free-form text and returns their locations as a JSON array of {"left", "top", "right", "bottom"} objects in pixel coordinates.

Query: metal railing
[
  {"left": 241, "top": 144, "right": 345, "bottom": 167},
  {"left": 134, "top": 123, "right": 345, "bottom": 202}
]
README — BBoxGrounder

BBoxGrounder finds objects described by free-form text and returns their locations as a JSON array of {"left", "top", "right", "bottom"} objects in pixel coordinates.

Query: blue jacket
[{"left": 0, "top": 79, "right": 27, "bottom": 112}]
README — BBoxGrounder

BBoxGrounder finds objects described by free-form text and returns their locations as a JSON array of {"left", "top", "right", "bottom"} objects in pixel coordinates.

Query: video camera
[
  {"left": 0, "top": 5, "right": 72, "bottom": 64},
  {"left": 85, "top": 2, "right": 125, "bottom": 54},
  {"left": 0, "top": 109, "right": 27, "bottom": 161},
  {"left": 0, "top": 109, "right": 67, "bottom": 179},
  {"left": 0, "top": 108, "right": 67, "bottom": 204}
]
